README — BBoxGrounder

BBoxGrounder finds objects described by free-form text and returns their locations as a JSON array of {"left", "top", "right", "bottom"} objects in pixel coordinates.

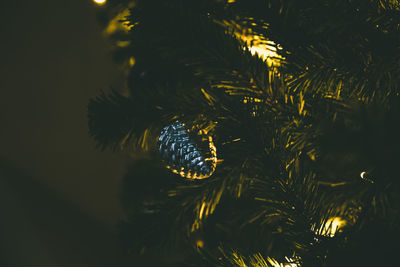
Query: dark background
[{"left": 0, "top": 0, "right": 135, "bottom": 266}]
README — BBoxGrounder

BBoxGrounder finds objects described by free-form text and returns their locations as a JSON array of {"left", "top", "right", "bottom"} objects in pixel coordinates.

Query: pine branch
[
  {"left": 92, "top": 1, "right": 400, "bottom": 266},
  {"left": 87, "top": 90, "right": 160, "bottom": 150}
]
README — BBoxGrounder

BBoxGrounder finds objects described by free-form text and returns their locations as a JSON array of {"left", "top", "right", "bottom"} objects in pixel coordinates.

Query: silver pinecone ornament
[{"left": 158, "top": 121, "right": 217, "bottom": 179}]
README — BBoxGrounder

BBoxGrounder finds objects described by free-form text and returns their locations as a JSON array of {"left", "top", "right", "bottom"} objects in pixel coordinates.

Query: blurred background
[{"left": 0, "top": 0, "right": 137, "bottom": 266}]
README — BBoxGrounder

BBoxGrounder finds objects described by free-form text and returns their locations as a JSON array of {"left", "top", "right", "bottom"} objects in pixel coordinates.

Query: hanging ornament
[{"left": 158, "top": 121, "right": 217, "bottom": 179}]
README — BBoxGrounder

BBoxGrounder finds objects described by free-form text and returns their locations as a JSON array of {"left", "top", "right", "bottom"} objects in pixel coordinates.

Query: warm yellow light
[
  {"left": 248, "top": 43, "right": 280, "bottom": 65},
  {"left": 129, "top": 57, "right": 136, "bottom": 67},
  {"left": 116, "top": 41, "right": 130, "bottom": 47},
  {"left": 104, "top": 8, "right": 133, "bottom": 35},
  {"left": 171, "top": 135, "right": 217, "bottom": 180},
  {"left": 267, "top": 257, "right": 299, "bottom": 267},
  {"left": 219, "top": 20, "right": 283, "bottom": 66},
  {"left": 230, "top": 252, "right": 300, "bottom": 267},
  {"left": 315, "top": 217, "right": 346, "bottom": 237},
  {"left": 196, "top": 239, "right": 204, "bottom": 248},
  {"left": 93, "top": 0, "right": 106, "bottom": 5}
]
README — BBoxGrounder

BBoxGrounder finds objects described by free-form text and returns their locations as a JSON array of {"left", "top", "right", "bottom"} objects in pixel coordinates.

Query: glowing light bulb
[{"left": 93, "top": 0, "right": 106, "bottom": 6}]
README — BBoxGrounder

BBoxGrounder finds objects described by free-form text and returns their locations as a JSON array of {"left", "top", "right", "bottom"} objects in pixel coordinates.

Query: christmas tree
[{"left": 89, "top": 0, "right": 400, "bottom": 266}]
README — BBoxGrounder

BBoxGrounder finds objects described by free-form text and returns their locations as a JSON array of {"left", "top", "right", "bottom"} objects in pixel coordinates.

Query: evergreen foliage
[{"left": 89, "top": 0, "right": 400, "bottom": 266}]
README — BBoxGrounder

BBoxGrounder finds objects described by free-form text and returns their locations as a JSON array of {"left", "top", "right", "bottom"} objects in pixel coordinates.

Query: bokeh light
[
  {"left": 196, "top": 239, "right": 204, "bottom": 248},
  {"left": 93, "top": 0, "right": 106, "bottom": 6}
]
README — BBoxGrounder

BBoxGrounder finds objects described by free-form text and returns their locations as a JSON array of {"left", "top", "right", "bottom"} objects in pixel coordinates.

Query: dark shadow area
[
  {"left": 0, "top": 158, "right": 131, "bottom": 267},
  {"left": 0, "top": 0, "right": 127, "bottom": 227}
]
